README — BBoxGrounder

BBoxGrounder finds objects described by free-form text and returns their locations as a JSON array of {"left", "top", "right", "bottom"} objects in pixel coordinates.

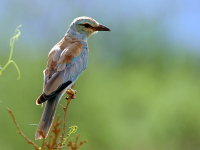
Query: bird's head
[{"left": 67, "top": 16, "right": 110, "bottom": 40}]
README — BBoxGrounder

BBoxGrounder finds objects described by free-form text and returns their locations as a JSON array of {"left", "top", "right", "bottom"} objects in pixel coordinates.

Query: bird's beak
[{"left": 94, "top": 24, "right": 110, "bottom": 31}]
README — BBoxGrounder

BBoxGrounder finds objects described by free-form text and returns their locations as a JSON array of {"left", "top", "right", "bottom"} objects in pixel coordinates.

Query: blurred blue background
[{"left": 1, "top": 0, "right": 200, "bottom": 149}]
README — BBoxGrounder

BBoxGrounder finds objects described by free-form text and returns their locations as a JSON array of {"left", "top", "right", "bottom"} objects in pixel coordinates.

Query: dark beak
[{"left": 94, "top": 24, "right": 110, "bottom": 31}]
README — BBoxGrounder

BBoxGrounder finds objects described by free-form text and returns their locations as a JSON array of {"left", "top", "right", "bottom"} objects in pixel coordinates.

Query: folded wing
[{"left": 36, "top": 39, "right": 88, "bottom": 104}]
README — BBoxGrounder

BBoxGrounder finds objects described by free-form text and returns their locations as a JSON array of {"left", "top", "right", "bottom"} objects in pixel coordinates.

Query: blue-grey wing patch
[{"left": 42, "top": 41, "right": 88, "bottom": 96}]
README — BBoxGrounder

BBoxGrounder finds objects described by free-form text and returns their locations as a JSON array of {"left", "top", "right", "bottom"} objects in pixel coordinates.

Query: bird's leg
[{"left": 65, "top": 84, "right": 76, "bottom": 100}]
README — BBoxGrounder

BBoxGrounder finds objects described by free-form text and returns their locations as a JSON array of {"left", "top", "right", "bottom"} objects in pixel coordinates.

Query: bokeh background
[{"left": 1, "top": 0, "right": 200, "bottom": 149}]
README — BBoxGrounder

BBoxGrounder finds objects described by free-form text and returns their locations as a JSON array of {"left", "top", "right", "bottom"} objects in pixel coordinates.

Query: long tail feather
[{"left": 35, "top": 93, "right": 61, "bottom": 140}]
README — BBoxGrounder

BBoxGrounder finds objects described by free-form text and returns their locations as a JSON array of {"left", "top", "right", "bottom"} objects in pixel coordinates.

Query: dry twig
[
  {"left": 45, "top": 116, "right": 62, "bottom": 150},
  {"left": 7, "top": 85, "right": 87, "bottom": 150},
  {"left": 67, "top": 135, "right": 88, "bottom": 150},
  {"left": 7, "top": 107, "right": 39, "bottom": 150},
  {"left": 56, "top": 134, "right": 87, "bottom": 150},
  {"left": 58, "top": 96, "right": 73, "bottom": 146}
]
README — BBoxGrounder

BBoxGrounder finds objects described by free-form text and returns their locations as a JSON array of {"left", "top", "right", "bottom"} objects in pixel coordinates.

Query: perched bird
[{"left": 35, "top": 16, "right": 110, "bottom": 140}]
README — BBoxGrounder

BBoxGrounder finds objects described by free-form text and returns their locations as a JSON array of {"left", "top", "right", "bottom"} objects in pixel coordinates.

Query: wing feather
[{"left": 42, "top": 40, "right": 88, "bottom": 96}]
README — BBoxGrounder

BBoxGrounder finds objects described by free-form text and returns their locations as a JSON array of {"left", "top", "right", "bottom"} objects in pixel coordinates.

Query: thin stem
[
  {"left": 7, "top": 107, "right": 39, "bottom": 150},
  {"left": 58, "top": 99, "right": 72, "bottom": 146},
  {"left": 10, "top": 60, "right": 21, "bottom": 80},
  {"left": 0, "top": 25, "right": 21, "bottom": 79}
]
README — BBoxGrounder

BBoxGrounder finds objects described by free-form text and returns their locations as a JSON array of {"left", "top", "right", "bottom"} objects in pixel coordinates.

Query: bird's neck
[{"left": 65, "top": 28, "right": 87, "bottom": 42}]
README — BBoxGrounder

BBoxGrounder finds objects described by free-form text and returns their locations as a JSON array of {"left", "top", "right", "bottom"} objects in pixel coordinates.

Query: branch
[
  {"left": 59, "top": 134, "right": 88, "bottom": 150},
  {"left": 7, "top": 107, "right": 39, "bottom": 150},
  {"left": 7, "top": 85, "right": 87, "bottom": 150},
  {"left": 68, "top": 134, "right": 87, "bottom": 150},
  {"left": 46, "top": 116, "right": 62, "bottom": 150},
  {"left": 58, "top": 98, "right": 72, "bottom": 146}
]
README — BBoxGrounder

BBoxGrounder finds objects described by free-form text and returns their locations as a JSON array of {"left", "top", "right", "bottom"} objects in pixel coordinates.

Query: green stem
[
  {"left": 0, "top": 25, "right": 22, "bottom": 79},
  {"left": 10, "top": 60, "right": 21, "bottom": 80}
]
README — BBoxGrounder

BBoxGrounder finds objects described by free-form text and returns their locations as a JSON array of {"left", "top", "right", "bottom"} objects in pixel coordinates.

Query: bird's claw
[{"left": 65, "top": 88, "right": 77, "bottom": 100}]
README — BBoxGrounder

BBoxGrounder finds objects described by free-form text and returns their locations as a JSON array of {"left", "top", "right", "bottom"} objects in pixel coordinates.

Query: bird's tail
[{"left": 35, "top": 93, "right": 61, "bottom": 140}]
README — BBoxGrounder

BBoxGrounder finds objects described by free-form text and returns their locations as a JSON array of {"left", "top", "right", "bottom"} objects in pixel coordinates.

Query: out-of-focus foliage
[{"left": 1, "top": 0, "right": 200, "bottom": 150}]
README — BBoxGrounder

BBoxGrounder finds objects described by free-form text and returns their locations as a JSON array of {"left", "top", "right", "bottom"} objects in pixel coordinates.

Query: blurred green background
[{"left": 1, "top": 0, "right": 200, "bottom": 150}]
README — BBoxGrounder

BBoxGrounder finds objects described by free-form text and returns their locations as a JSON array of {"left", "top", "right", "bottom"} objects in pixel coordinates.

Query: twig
[
  {"left": 0, "top": 25, "right": 21, "bottom": 79},
  {"left": 58, "top": 85, "right": 76, "bottom": 146},
  {"left": 67, "top": 135, "right": 88, "bottom": 150},
  {"left": 7, "top": 107, "right": 39, "bottom": 150},
  {"left": 56, "top": 135, "right": 87, "bottom": 150},
  {"left": 41, "top": 136, "right": 46, "bottom": 150},
  {"left": 49, "top": 116, "right": 62, "bottom": 150},
  {"left": 58, "top": 98, "right": 72, "bottom": 146},
  {"left": 62, "top": 125, "right": 78, "bottom": 145},
  {"left": 7, "top": 84, "right": 87, "bottom": 150}
]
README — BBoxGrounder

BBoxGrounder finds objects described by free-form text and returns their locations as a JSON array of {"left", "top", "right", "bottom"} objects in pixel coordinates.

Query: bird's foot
[{"left": 65, "top": 88, "right": 77, "bottom": 100}]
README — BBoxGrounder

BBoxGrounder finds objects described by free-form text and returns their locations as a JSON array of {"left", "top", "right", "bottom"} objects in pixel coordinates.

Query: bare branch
[
  {"left": 58, "top": 98, "right": 72, "bottom": 146},
  {"left": 7, "top": 107, "right": 39, "bottom": 150}
]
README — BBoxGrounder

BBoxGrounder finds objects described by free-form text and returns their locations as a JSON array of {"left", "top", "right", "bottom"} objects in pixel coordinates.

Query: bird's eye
[{"left": 83, "top": 24, "right": 91, "bottom": 28}]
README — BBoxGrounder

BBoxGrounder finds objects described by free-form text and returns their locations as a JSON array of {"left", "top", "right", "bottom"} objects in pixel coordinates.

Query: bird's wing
[{"left": 42, "top": 41, "right": 88, "bottom": 96}]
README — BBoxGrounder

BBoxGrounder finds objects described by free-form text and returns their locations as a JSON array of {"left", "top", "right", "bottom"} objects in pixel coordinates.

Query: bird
[{"left": 35, "top": 16, "right": 110, "bottom": 140}]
